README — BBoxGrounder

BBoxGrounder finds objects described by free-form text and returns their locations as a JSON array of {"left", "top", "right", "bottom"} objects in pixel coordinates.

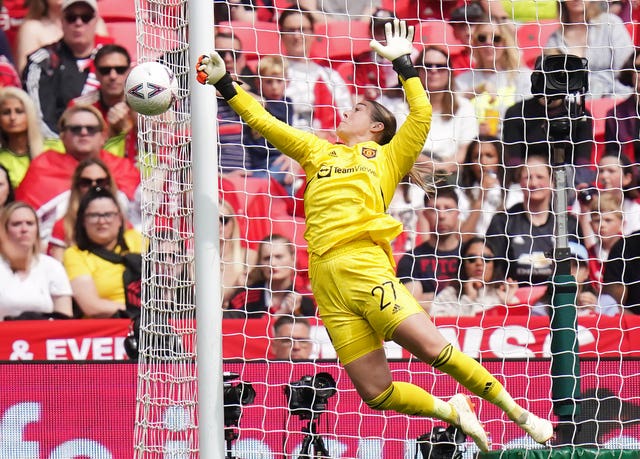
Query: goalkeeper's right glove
[
  {"left": 196, "top": 52, "right": 226, "bottom": 85},
  {"left": 196, "top": 52, "right": 237, "bottom": 99},
  {"left": 369, "top": 19, "right": 418, "bottom": 80}
]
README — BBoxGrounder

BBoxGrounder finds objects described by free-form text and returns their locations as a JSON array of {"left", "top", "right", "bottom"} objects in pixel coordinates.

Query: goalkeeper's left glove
[
  {"left": 196, "top": 52, "right": 237, "bottom": 99},
  {"left": 369, "top": 19, "right": 418, "bottom": 80}
]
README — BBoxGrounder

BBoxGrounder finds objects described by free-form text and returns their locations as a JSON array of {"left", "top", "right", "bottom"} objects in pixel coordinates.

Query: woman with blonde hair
[
  {"left": 0, "top": 201, "right": 73, "bottom": 319},
  {"left": 416, "top": 45, "right": 478, "bottom": 173},
  {"left": 0, "top": 86, "right": 44, "bottom": 188},
  {"left": 220, "top": 198, "right": 256, "bottom": 308},
  {"left": 15, "top": 0, "right": 109, "bottom": 73},
  {"left": 456, "top": 21, "right": 532, "bottom": 137}
]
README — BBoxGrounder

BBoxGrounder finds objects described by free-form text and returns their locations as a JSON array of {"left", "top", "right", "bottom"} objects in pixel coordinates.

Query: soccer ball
[{"left": 125, "top": 62, "right": 179, "bottom": 116}]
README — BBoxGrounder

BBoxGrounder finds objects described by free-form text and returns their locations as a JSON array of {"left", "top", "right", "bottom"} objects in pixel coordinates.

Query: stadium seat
[
  {"left": 215, "top": 21, "right": 282, "bottom": 59},
  {"left": 585, "top": 97, "right": 622, "bottom": 164},
  {"left": 97, "top": 0, "right": 135, "bottom": 22},
  {"left": 311, "top": 20, "right": 371, "bottom": 62},
  {"left": 106, "top": 22, "right": 138, "bottom": 63},
  {"left": 516, "top": 20, "right": 559, "bottom": 69},
  {"left": 416, "top": 20, "right": 464, "bottom": 56}
]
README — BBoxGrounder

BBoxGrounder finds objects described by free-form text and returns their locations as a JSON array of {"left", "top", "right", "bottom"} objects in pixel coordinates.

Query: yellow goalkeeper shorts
[{"left": 309, "top": 239, "right": 426, "bottom": 365}]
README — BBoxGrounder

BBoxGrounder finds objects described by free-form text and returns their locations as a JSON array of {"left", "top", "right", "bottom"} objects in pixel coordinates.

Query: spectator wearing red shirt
[{"left": 15, "top": 104, "right": 139, "bottom": 246}]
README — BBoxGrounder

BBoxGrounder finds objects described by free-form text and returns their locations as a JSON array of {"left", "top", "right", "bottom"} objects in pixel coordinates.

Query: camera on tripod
[
  {"left": 223, "top": 372, "right": 256, "bottom": 427},
  {"left": 530, "top": 54, "right": 589, "bottom": 142},
  {"left": 416, "top": 425, "right": 466, "bottom": 459},
  {"left": 285, "top": 372, "right": 337, "bottom": 420},
  {"left": 531, "top": 54, "right": 588, "bottom": 98}
]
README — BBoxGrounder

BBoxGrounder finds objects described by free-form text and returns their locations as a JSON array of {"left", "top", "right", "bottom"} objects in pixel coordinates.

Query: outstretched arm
[
  {"left": 195, "top": 52, "right": 327, "bottom": 165},
  {"left": 371, "top": 20, "right": 431, "bottom": 181}
]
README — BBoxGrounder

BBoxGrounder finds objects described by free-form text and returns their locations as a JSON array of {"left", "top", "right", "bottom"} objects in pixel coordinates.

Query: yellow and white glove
[
  {"left": 369, "top": 18, "right": 415, "bottom": 62},
  {"left": 196, "top": 52, "right": 226, "bottom": 85},
  {"left": 369, "top": 19, "right": 418, "bottom": 80}
]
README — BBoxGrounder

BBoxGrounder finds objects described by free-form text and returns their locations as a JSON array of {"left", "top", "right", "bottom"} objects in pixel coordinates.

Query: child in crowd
[
  {"left": 245, "top": 55, "right": 300, "bottom": 194},
  {"left": 531, "top": 242, "right": 619, "bottom": 317},
  {"left": 585, "top": 194, "right": 624, "bottom": 284}
]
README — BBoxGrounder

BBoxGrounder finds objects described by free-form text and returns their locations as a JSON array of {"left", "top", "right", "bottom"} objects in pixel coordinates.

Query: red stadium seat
[
  {"left": 106, "top": 21, "right": 138, "bottom": 63},
  {"left": 311, "top": 20, "right": 371, "bottom": 62},
  {"left": 585, "top": 97, "right": 622, "bottom": 164},
  {"left": 97, "top": 0, "right": 135, "bottom": 23},
  {"left": 416, "top": 20, "right": 464, "bottom": 56},
  {"left": 516, "top": 20, "right": 559, "bottom": 69},
  {"left": 215, "top": 21, "right": 282, "bottom": 59}
]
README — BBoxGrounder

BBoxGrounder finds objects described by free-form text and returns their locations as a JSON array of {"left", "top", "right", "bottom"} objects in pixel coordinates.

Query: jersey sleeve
[
  {"left": 382, "top": 77, "right": 432, "bottom": 182},
  {"left": 227, "top": 85, "right": 331, "bottom": 167}
]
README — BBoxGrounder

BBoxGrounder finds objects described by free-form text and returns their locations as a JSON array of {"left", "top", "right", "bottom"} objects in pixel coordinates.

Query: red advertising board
[
  {"left": 0, "top": 361, "right": 638, "bottom": 458},
  {"left": 0, "top": 315, "right": 637, "bottom": 361}
]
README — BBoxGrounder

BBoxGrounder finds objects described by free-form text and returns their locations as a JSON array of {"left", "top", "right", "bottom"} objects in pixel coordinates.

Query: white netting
[{"left": 133, "top": 1, "right": 640, "bottom": 457}]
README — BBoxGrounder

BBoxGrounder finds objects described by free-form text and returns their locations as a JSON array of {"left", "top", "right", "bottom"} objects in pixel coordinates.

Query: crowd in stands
[{"left": 2, "top": 0, "right": 640, "bottom": 362}]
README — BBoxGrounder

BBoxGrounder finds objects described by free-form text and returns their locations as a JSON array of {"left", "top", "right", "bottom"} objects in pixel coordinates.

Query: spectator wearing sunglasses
[
  {"left": 48, "top": 157, "right": 131, "bottom": 262},
  {"left": 70, "top": 44, "right": 138, "bottom": 164},
  {"left": 15, "top": 105, "right": 139, "bottom": 246},
  {"left": 22, "top": 0, "right": 111, "bottom": 138},
  {"left": 415, "top": 45, "right": 478, "bottom": 175},
  {"left": 456, "top": 21, "right": 531, "bottom": 137},
  {"left": 0, "top": 86, "right": 45, "bottom": 188},
  {"left": 15, "top": 0, "right": 109, "bottom": 74},
  {"left": 430, "top": 237, "right": 518, "bottom": 317}
]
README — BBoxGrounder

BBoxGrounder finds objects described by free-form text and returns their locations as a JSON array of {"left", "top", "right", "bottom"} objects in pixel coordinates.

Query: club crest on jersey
[{"left": 361, "top": 147, "right": 377, "bottom": 159}]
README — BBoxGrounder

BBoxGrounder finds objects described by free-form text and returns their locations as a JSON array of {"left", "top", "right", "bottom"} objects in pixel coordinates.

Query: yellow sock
[
  {"left": 432, "top": 344, "right": 524, "bottom": 420},
  {"left": 365, "top": 382, "right": 458, "bottom": 425}
]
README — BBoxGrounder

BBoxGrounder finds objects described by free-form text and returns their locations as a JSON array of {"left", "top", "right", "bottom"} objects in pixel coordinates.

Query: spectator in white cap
[
  {"left": 16, "top": 0, "right": 109, "bottom": 74},
  {"left": 22, "top": 0, "right": 108, "bottom": 138}
]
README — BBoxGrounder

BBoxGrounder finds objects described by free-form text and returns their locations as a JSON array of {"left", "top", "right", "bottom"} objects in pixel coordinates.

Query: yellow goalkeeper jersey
[{"left": 228, "top": 77, "right": 431, "bottom": 263}]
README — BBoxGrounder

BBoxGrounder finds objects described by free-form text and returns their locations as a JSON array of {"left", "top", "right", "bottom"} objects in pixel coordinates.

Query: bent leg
[
  {"left": 392, "top": 313, "right": 523, "bottom": 420},
  {"left": 343, "top": 348, "right": 457, "bottom": 424}
]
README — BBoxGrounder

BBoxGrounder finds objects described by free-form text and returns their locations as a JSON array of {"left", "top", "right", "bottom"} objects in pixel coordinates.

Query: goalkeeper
[{"left": 197, "top": 19, "right": 553, "bottom": 452}]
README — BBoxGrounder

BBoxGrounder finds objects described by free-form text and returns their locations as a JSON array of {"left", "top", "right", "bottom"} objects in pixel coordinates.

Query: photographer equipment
[
  {"left": 416, "top": 425, "right": 466, "bottom": 459},
  {"left": 223, "top": 372, "right": 256, "bottom": 459},
  {"left": 284, "top": 372, "right": 337, "bottom": 459},
  {"left": 577, "top": 186, "right": 597, "bottom": 205},
  {"left": 532, "top": 54, "right": 587, "bottom": 445}
]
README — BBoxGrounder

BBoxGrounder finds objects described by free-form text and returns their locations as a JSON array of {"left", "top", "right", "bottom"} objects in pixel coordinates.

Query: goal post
[
  {"left": 189, "top": 1, "right": 225, "bottom": 458},
  {"left": 132, "top": 0, "right": 224, "bottom": 457}
]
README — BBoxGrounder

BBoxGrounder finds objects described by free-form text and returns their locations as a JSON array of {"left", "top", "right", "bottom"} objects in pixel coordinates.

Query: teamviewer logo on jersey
[
  {"left": 361, "top": 147, "right": 377, "bottom": 159},
  {"left": 318, "top": 165, "right": 332, "bottom": 178}
]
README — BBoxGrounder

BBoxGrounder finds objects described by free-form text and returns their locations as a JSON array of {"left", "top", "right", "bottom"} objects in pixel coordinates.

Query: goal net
[{"left": 132, "top": 1, "right": 640, "bottom": 457}]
